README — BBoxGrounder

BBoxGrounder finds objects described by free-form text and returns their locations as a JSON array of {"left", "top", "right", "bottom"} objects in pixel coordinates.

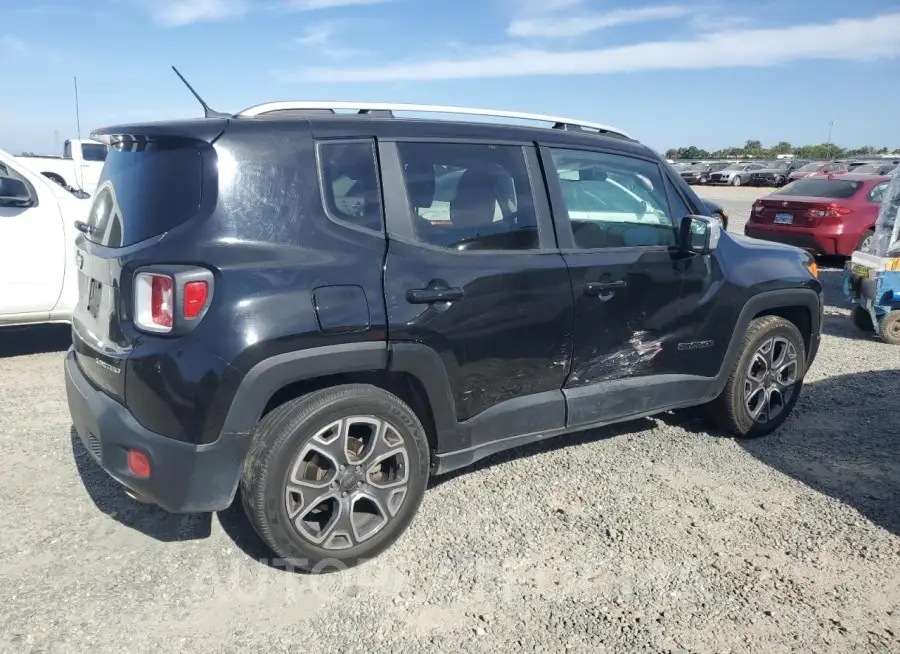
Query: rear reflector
[
  {"left": 183, "top": 281, "right": 208, "bottom": 319},
  {"left": 134, "top": 272, "right": 174, "bottom": 333},
  {"left": 127, "top": 450, "right": 151, "bottom": 478}
]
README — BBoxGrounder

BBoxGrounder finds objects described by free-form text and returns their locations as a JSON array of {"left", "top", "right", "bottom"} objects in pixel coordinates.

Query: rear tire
[
  {"left": 241, "top": 384, "right": 430, "bottom": 572},
  {"left": 704, "top": 316, "right": 806, "bottom": 438},
  {"left": 851, "top": 305, "right": 874, "bottom": 332}
]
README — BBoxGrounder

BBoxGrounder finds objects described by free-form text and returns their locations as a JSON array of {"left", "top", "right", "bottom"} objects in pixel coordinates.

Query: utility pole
[
  {"left": 826, "top": 120, "right": 834, "bottom": 160},
  {"left": 74, "top": 76, "right": 82, "bottom": 140}
]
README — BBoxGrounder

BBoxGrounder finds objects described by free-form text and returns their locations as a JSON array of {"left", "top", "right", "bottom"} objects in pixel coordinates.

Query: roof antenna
[{"left": 171, "top": 65, "right": 230, "bottom": 118}]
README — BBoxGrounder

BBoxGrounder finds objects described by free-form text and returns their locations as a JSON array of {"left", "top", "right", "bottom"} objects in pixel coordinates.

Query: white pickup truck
[
  {"left": 0, "top": 147, "right": 91, "bottom": 327},
  {"left": 15, "top": 138, "right": 107, "bottom": 196}
]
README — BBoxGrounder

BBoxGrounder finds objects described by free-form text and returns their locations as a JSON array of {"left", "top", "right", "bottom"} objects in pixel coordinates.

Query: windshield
[
  {"left": 797, "top": 162, "right": 824, "bottom": 172},
  {"left": 721, "top": 163, "right": 744, "bottom": 171},
  {"left": 685, "top": 164, "right": 707, "bottom": 171},
  {"left": 773, "top": 178, "right": 862, "bottom": 199},
  {"left": 768, "top": 161, "right": 789, "bottom": 169},
  {"left": 870, "top": 170, "right": 900, "bottom": 255}
]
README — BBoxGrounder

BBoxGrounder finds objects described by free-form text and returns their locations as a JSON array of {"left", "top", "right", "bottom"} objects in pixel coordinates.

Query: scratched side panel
[{"left": 562, "top": 248, "right": 685, "bottom": 388}]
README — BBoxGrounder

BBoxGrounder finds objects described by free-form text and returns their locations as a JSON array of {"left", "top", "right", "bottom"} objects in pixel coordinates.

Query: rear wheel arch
[{"left": 221, "top": 341, "right": 459, "bottom": 462}]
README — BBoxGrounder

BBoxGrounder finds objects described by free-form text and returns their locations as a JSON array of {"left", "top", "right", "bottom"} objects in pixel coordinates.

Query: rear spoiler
[{"left": 90, "top": 119, "right": 229, "bottom": 146}]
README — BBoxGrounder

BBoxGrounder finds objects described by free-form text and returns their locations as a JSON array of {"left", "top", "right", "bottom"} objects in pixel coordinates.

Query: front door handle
[
  {"left": 406, "top": 286, "right": 465, "bottom": 304},
  {"left": 583, "top": 280, "right": 627, "bottom": 296}
]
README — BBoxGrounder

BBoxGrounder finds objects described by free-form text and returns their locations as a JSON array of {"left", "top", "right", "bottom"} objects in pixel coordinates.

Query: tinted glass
[
  {"left": 797, "top": 163, "right": 824, "bottom": 172},
  {"left": 81, "top": 143, "right": 108, "bottom": 162},
  {"left": 774, "top": 178, "right": 863, "bottom": 199},
  {"left": 317, "top": 140, "right": 383, "bottom": 233},
  {"left": 870, "top": 182, "right": 889, "bottom": 203},
  {"left": 852, "top": 165, "right": 879, "bottom": 174},
  {"left": 85, "top": 140, "right": 203, "bottom": 247},
  {"left": 397, "top": 142, "right": 538, "bottom": 251},
  {"left": 551, "top": 148, "right": 676, "bottom": 248}
]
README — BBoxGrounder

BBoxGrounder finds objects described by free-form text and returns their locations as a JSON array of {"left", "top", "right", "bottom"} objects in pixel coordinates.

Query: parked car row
[{"left": 674, "top": 158, "right": 897, "bottom": 188}]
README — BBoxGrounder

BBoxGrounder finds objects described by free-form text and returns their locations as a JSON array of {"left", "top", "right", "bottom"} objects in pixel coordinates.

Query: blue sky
[{"left": 2, "top": 0, "right": 899, "bottom": 155}]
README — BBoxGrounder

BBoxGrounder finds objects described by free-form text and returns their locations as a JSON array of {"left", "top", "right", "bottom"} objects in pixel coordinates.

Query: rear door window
[{"left": 396, "top": 141, "right": 540, "bottom": 251}]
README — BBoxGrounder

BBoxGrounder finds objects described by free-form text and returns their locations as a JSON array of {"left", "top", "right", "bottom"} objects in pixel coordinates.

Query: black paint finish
[{"left": 66, "top": 111, "right": 824, "bottom": 513}]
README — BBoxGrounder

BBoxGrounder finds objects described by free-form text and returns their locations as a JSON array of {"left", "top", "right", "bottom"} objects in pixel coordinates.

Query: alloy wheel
[
  {"left": 284, "top": 416, "right": 410, "bottom": 550},
  {"left": 743, "top": 336, "right": 798, "bottom": 424}
]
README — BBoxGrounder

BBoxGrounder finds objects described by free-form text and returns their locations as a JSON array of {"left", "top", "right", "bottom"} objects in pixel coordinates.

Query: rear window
[
  {"left": 85, "top": 141, "right": 203, "bottom": 247},
  {"left": 774, "top": 178, "right": 863, "bottom": 199},
  {"left": 81, "top": 143, "right": 108, "bottom": 162}
]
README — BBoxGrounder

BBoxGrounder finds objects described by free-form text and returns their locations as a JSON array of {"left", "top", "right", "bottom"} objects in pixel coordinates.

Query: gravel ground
[{"left": 1, "top": 185, "right": 899, "bottom": 653}]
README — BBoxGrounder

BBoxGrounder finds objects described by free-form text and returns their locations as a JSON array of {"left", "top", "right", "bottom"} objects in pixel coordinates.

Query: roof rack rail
[{"left": 234, "top": 101, "right": 633, "bottom": 140}]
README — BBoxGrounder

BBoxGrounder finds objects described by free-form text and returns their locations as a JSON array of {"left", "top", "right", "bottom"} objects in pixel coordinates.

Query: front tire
[
  {"left": 699, "top": 175, "right": 708, "bottom": 185},
  {"left": 856, "top": 228, "right": 875, "bottom": 254},
  {"left": 241, "top": 384, "right": 430, "bottom": 572},
  {"left": 705, "top": 316, "right": 806, "bottom": 438},
  {"left": 879, "top": 312, "right": 900, "bottom": 345},
  {"left": 731, "top": 175, "right": 742, "bottom": 186}
]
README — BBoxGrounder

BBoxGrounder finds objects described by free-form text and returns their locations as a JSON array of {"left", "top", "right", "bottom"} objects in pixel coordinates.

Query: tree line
[{"left": 665, "top": 140, "right": 899, "bottom": 161}]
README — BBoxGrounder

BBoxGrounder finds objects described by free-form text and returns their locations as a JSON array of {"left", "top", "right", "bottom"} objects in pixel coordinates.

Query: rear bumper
[
  {"left": 743, "top": 222, "right": 859, "bottom": 257},
  {"left": 65, "top": 347, "right": 251, "bottom": 513}
]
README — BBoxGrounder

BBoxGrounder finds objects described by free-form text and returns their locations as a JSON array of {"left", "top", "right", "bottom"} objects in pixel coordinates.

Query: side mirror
[
  {"left": 678, "top": 214, "right": 720, "bottom": 253},
  {"left": 0, "top": 176, "right": 32, "bottom": 207}
]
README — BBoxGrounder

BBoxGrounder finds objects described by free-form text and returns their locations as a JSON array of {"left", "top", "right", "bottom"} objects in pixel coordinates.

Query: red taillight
[
  {"left": 753, "top": 201, "right": 764, "bottom": 215},
  {"left": 135, "top": 272, "right": 174, "bottom": 333},
  {"left": 183, "top": 281, "right": 208, "bottom": 319},
  {"left": 151, "top": 276, "right": 174, "bottom": 327},
  {"left": 807, "top": 203, "right": 851, "bottom": 218},
  {"left": 127, "top": 449, "right": 151, "bottom": 478}
]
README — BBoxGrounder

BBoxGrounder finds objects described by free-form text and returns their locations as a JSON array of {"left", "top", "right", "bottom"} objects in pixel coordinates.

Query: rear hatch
[
  {"left": 751, "top": 177, "right": 864, "bottom": 227},
  {"left": 71, "top": 124, "right": 224, "bottom": 402}
]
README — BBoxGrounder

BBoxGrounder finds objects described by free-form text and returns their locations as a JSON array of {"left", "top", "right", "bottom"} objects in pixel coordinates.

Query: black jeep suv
[{"left": 64, "top": 102, "right": 823, "bottom": 571}]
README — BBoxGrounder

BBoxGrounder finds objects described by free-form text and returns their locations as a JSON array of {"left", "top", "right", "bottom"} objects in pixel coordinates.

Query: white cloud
[
  {"left": 295, "top": 24, "right": 336, "bottom": 46},
  {"left": 145, "top": 0, "right": 249, "bottom": 26},
  {"left": 292, "top": 21, "right": 369, "bottom": 59},
  {"left": 0, "top": 35, "right": 28, "bottom": 54},
  {"left": 0, "top": 34, "right": 66, "bottom": 63},
  {"left": 508, "top": 5, "right": 691, "bottom": 38},
  {"left": 273, "top": 12, "right": 900, "bottom": 82},
  {"left": 145, "top": 0, "right": 392, "bottom": 26},
  {"left": 283, "top": 0, "right": 391, "bottom": 8}
]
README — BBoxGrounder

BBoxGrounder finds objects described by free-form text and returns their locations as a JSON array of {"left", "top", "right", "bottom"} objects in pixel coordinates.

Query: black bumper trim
[{"left": 65, "top": 347, "right": 251, "bottom": 513}]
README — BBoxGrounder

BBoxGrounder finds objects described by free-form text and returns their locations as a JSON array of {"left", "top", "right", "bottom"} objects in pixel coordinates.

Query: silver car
[{"left": 708, "top": 162, "right": 766, "bottom": 186}]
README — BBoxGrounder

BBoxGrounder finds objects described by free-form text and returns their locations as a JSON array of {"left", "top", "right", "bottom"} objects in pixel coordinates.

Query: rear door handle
[
  {"left": 583, "top": 280, "right": 627, "bottom": 296},
  {"left": 406, "top": 286, "right": 465, "bottom": 304}
]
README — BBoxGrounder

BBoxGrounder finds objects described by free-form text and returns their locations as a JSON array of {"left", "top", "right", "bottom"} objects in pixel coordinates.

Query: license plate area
[
  {"left": 774, "top": 213, "right": 793, "bottom": 224},
  {"left": 86, "top": 279, "right": 103, "bottom": 317}
]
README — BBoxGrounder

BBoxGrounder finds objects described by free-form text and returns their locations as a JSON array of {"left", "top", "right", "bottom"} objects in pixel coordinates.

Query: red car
[{"left": 744, "top": 174, "right": 891, "bottom": 256}]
